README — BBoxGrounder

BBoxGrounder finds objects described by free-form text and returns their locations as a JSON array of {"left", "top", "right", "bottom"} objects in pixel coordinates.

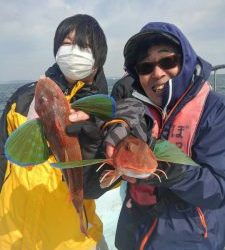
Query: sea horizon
[
  {"left": 1, "top": 75, "right": 225, "bottom": 116},
  {"left": 0, "top": 77, "right": 121, "bottom": 85}
]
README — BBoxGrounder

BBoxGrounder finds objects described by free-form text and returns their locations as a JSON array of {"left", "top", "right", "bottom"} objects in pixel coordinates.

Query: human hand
[
  {"left": 69, "top": 109, "right": 90, "bottom": 122},
  {"left": 105, "top": 142, "right": 115, "bottom": 158},
  {"left": 66, "top": 109, "right": 102, "bottom": 141}
]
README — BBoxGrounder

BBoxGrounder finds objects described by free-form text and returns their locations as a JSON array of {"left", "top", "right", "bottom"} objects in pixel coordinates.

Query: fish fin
[
  {"left": 100, "top": 170, "right": 121, "bottom": 188},
  {"left": 154, "top": 140, "right": 199, "bottom": 166},
  {"left": 51, "top": 159, "right": 106, "bottom": 169},
  {"left": 68, "top": 193, "right": 88, "bottom": 236},
  {"left": 71, "top": 94, "right": 116, "bottom": 120},
  {"left": 4, "top": 119, "right": 49, "bottom": 166},
  {"left": 79, "top": 211, "right": 88, "bottom": 237}
]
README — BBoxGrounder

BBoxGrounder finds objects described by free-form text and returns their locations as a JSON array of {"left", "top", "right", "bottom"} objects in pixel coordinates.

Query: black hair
[
  {"left": 124, "top": 33, "right": 182, "bottom": 77},
  {"left": 54, "top": 14, "right": 107, "bottom": 69}
]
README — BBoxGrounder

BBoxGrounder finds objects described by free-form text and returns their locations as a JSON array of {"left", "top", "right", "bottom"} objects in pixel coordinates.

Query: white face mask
[{"left": 56, "top": 45, "right": 95, "bottom": 81}]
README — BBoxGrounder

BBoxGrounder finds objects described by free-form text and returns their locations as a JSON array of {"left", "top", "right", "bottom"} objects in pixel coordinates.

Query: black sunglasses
[{"left": 135, "top": 54, "right": 180, "bottom": 75}]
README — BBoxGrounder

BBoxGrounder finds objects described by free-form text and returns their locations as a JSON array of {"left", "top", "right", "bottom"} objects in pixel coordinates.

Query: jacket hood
[{"left": 124, "top": 22, "right": 212, "bottom": 109}]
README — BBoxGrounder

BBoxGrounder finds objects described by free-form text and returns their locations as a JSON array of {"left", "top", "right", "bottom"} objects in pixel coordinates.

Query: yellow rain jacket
[{"left": 0, "top": 68, "right": 108, "bottom": 250}]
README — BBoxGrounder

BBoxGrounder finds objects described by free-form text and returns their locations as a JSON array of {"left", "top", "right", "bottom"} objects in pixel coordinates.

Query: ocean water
[{"left": 0, "top": 75, "right": 225, "bottom": 116}]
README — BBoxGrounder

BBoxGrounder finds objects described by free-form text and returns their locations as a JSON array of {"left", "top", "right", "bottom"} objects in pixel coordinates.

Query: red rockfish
[{"left": 5, "top": 77, "right": 115, "bottom": 235}]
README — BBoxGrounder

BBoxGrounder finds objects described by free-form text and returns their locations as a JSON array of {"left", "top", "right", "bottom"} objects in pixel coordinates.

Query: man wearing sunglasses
[{"left": 104, "top": 22, "right": 225, "bottom": 250}]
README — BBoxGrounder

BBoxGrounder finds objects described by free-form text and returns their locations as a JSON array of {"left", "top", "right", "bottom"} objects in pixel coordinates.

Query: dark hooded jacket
[{"left": 111, "top": 22, "right": 225, "bottom": 250}]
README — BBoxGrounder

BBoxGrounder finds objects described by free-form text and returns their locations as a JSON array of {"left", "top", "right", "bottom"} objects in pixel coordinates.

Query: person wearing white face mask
[
  {"left": 0, "top": 14, "right": 110, "bottom": 250},
  {"left": 56, "top": 44, "right": 96, "bottom": 82}
]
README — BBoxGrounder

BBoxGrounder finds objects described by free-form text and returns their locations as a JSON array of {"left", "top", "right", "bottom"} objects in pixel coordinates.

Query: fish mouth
[{"left": 118, "top": 167, "right": 152, "bottom": 179}]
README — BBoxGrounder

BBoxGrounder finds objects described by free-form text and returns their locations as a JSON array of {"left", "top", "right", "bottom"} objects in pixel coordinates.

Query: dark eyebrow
[{"left": 158, "top": 49, "right": 171, "bottom": 53}]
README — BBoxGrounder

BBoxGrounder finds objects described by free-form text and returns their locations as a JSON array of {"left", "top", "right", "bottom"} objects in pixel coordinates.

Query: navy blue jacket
[{"left": 112, "top": 22, "right": 225, "bottom": 250}]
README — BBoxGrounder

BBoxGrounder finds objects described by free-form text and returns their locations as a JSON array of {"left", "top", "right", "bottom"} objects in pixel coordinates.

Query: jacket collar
[{"left": 45, "top": 63, "right": 108, "bottom": 96}]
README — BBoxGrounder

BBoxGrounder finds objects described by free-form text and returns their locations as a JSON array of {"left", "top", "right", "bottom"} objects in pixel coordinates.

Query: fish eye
[
  {"left": 124, "top": 142, "right": 130, "bottom": 150},
  {"left": 40, "top": 96, "right": 47, "bottom": 103},
  {"left": 125, "top": 142, "right": 136, "bottom": 152}
]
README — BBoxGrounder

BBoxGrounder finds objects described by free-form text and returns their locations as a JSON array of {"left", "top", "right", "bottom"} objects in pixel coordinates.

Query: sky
[{"left": 1, "top": 0, "right": 225, "bottom": 82}]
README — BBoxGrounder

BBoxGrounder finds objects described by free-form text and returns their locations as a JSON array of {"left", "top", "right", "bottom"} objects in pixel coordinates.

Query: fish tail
[
  {"left": 79, "top": 210, "right": 89, "bottom": 237},
  {"left": 65, "top": 168, "right": 88, "bottom": 236},
  {"left": 70, "top": 197, "right": 88, "bottom": 236},
  {"left": 66, "top": 193, "right": 88, "bottom": 236}
]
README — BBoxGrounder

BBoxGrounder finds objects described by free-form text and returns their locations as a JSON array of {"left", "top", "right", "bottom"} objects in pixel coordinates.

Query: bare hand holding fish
[{"left": 69, "top": 109, "right": 90, "bottom": 122}]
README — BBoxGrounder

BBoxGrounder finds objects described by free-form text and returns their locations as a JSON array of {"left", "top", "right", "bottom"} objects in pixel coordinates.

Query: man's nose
[{"left": 151, "top": 65, "right": 165, "bottom": 79}]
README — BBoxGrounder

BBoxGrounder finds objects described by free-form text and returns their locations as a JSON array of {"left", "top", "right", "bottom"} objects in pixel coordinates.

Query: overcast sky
[{"left": 1, "top": 0, "right": 225, "bottom": 82}]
